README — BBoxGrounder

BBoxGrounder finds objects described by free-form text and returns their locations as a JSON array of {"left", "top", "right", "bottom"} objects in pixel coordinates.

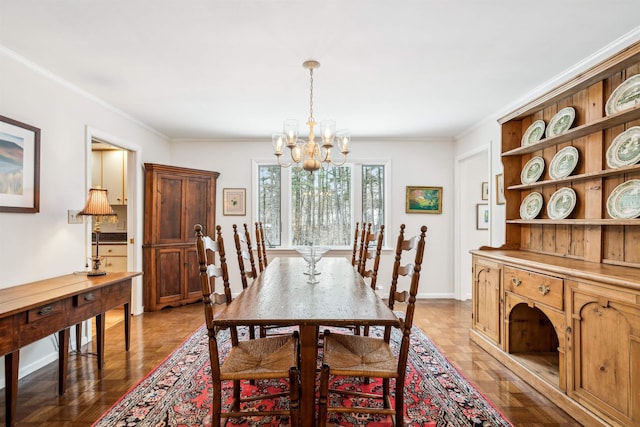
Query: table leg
[
  {"left": 299, "top": 325, "right": 318, "bottom": 427},
  {"left": 5, "top": 350, "right": 19, "bottom": 427},
  {"left": 123, "top": 302, "right": 130, "bottom": 351},
  {"left": 96, "top": 313, "right": 105, "bottom": 369},
  {"left": 75, "top": 322, "right": 82, "bottom": 352},
  {"left": 58, "top": 328, "right": 69, "bottom": 395}
]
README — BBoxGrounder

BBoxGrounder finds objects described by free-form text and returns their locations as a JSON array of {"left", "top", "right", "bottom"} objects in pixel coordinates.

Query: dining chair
[
  {"left": 194, "top": 224, "right": 301, "bottom": 427},
  {"left": 317, "top": 224, "right": 427, "bottom": 427},
  {"left": 354, "top": 222, "right": 369, "bottom": 271},
  {"left": 232, "top": 223, "right": 258, "bottom": 340},
  {"left": 255, "top": 221, "right": 268, "bottom": 272},
  {"left": 350, "top": 222, "right": 361, "bottom": 267},
  {"left": 359, "top": 224, "right": 385, "bottom": 338}
]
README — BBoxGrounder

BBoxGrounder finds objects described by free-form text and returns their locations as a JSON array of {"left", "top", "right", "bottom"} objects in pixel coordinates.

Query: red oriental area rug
[{"left": 93, "top": 322, "right": 512, "bottom": 426}]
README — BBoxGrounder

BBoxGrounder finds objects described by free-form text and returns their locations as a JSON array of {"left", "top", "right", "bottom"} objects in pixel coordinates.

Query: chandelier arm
[
  {"left": 330, "top": 152, "right": 349, "bottom": 167},
  {"left": 275, "top": 154, "right": 293, "bottom": 169}
]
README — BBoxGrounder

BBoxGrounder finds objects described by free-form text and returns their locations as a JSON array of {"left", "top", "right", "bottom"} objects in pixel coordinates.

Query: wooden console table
[{"left": 0, "top": 271, "right": 141, "bottom": 426}]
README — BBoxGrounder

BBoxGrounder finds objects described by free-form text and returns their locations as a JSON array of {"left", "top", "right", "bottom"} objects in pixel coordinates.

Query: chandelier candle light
[
  {"left": 78, "top": 187, "right": 117, "bottom": 276},
  {"left": 272, "top": 60, "right": 350, "bottom": 173}
]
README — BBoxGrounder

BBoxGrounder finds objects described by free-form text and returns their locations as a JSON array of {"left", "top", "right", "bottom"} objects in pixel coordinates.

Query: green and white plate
[
  {"left": 606, "top": 126, "right": 640, "bottom": 168},
  {"left": 546, "top": 107, "right": 575, "bottom": 138},
  {"left": 606, "top": 74, "right": 640, "bottom": 116},
  {"left": 521, "top": 156, "right": 545, "bottom": 184},
  {"left": 547, "top": 187, "right": 576, "bottom": 220},
  {"left": 549, "top": 146, "right": 579, "bottom": 179},
  {"left": 606, "top": 180, "right": 640, "bottom": 219},
  {"left": 520, "top": 192, "right": 543, "bottom": 220},
  {"left": 521, "top": 120, "right": 546, "bottom": 146}
]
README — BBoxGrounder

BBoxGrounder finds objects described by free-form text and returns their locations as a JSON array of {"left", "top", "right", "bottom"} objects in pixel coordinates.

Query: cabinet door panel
[
  {"left": 472, "top": 258, "right": 501, "bottom": 346},
  {"left": 156, "top": 175, "right": 184, "bottom": 243},
  {"left": 185, "top": 247, "right": 202, "bottom": 299},
  {"left": 184, "top": 177, "right": 212, "bottom": 239},
  {"left": 569, "top": 284, "right": 640, "bottom": 425},
  {"left": 155, "top": 249, "right": 182, "bottom": 303},
  {"left": 102, "top": 150, "right": 125, "bottom": 205}
]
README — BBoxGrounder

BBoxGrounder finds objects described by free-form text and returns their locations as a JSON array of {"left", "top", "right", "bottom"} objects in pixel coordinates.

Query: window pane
[
  {"left": 257, "top": 165, "right": 281, "bottom": 246},
  {"left": 362, "top": 165, "right": 385, "bottom": 231},
  {"left": 291, "top": 165, "right": 352, "bottom": 246}
]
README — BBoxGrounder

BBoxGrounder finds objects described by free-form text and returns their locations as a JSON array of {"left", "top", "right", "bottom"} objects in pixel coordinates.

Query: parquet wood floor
[{"left": 0, "top": 299, "right": 580, "bottom": 426}]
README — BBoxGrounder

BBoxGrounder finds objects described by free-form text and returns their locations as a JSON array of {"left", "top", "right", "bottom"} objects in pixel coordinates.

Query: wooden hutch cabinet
[
  {"left": 471, "top": 42, "right": 640, "bottom": 426},
  {"left": 142, "top": 163, "right": 219, "bottom": 311}
]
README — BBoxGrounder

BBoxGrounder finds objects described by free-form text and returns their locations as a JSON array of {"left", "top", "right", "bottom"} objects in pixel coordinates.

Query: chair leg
[
  {"left": 318, "top": 364, "right": 330, "bottom": 427},
  {"left": 289, "top": 367, "right": 301, "bottom": 427},
  {"left": 394, "top": 378, "right": 403, "bottom": 426},
  {"left": 383, "top": 378, "right": 390, "bottom": 408},
  {"left": 232, "top": 379, "right": 241, "bottom": 412},
  {"left": 212, "top": 380, "right": 222, "bottom": 427}
]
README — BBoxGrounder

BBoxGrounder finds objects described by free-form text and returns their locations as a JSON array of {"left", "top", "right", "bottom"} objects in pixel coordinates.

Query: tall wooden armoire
[{"left": 142, "top": 163, "right": 219, "bottom": 311}]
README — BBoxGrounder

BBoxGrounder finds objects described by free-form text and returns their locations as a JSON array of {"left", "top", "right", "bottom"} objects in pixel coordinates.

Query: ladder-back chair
[
  {"left": 194, "top": 224, "right": 301, "bottom": 427},
  {"left": 351, "top": 222, "right": 361, "bottom": 267},
  {"left": 255, "top": 221, "right": 268, "bottom": 272},
  {"left": 318, "top": 224, "right": 427, "bottom": 427},
  {"left": 232, "top": 223, "right": 258, "bottom": 340}
]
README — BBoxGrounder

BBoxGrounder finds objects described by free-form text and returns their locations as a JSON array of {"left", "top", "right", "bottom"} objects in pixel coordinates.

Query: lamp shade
[{"left": 78, "top": 187, "right": 116, "bottom": 217}]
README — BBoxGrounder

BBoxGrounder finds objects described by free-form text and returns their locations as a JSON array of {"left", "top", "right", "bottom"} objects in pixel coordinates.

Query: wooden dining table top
[{"left": 215, "top": 256, "right": 399, "bottom": 328}]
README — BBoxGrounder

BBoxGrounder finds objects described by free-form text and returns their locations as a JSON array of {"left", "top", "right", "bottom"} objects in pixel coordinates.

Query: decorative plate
[
  {"left": 520, "top": 156, "right": 545, "bottom": 184},
  {"left": 606, "top": 126, "right": 640, "bottom": 168},
  {"left": 605, "top": 74, "right": 640, "bottom": 116},
  {"left": 521, "top": 120, "right": 546, "bottom": 146},
  {"left": 606, "top": 179, "right": 640, "bottom": 219},
  {"left": 520, "top": 192, "right": 543, "bottom": 220},
  {"left": 549, "top": 146, "right": 579, "bottom": 179},
  {"left": 545, "top": 107, "right": 575, "bottom": 138},
  {"left": 547, "top": 187, "right": 576, "bottom": 220}
]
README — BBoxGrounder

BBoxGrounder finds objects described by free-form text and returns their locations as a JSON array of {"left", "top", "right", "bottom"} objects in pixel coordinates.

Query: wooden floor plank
[{"left": 0, "top": 299, "right": 580, "bottom": 426}]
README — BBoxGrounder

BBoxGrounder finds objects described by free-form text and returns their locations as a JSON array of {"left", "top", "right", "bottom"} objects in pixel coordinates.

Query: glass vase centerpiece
[{"left": 295, "top": 245, "right": 330, "bottom": 284}]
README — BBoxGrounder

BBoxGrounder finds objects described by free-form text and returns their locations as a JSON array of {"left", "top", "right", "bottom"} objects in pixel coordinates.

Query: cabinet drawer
[
  {"left": 101, "top": 244, "right": 127, "bottom": 257},
  {"left": 104, "top": 256, "right": 127, "bottom": 272},
  {"left": 504, "top": 266, "right": 563, "bottom": 310},
  {"left": 21, "top": 301, "right": 67, "bottom": 345}
]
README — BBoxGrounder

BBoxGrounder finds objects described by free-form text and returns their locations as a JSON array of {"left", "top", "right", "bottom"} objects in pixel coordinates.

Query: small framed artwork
[
  {"left": 223, "top": 188, "right": 246, "bottom": 216},
  {"left": 406, "top": 186, "right": 442, "bottom": 214},
  {"left": 481, "top": 181, "right": 489, "bottom": 200},
  {"left": 496, "top": 173, "right": 506, "bottom": 205},
  {"left": 0, "top": 115, "right": 40, "bottom": 213},
  {"left": 476, "top": 203, "right": 489, "bottom": 230}
]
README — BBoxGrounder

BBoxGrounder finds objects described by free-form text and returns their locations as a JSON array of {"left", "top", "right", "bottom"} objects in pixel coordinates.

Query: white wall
[
  {"left": 0, "top": 47, "right": 171, "bottom": 386},
  {"left": 455, "top": 120, "right": 505, "bottom": 248},
  {"left": 170, "top": 138, "right": 456, "bottom": 299}
]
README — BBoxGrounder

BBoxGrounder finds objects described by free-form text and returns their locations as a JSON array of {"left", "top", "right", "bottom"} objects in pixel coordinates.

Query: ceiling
[{"left": 1, "top": 1, "right": 640, "bottom": 141}]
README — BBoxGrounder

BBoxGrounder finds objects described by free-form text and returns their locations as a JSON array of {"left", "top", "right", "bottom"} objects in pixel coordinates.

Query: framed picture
[
  {"left": 476, "top": 203, "right": 489, "bottom": 230},
  {"left": 0, "top": 116, "right": 40, "bottom": 213},
  {"left": 406, "top": 186, "right": 442, "bottom": 214},
  {"left": 223, "top": 188, "right": 246, "bottom": 216},
  {"left": 496, "top": 173, "right": 506, "bottom": 205},
  {"left": 481, "top": 181, "right": 489, "bottom": 200}
]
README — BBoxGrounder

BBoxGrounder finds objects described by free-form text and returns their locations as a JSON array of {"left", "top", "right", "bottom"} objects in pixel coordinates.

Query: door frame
[
  {"left": 454, "top": 143, "right": 490, "bottom": 300},
  {"left": 85, "top": 126, "right": 144, "bottom": 314}
]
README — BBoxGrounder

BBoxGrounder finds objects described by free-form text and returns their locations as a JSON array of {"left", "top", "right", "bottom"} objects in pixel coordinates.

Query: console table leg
[
  {"left": 58, "top": 329, "right": 69, "bottom": 395},
  {"left": 96, "top": 313, "right": 105, "bottom": 369},
  {"left": 124, "top": 302, "right": 130, "bottom": 351},
  {"left": 5, "top": 350, "right": 19, "bottom": 426}
]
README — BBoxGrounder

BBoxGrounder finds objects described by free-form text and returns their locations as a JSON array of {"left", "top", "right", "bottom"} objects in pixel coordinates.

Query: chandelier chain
[{"left": 308, "top": 68, "right": 314, "bottom": 122}]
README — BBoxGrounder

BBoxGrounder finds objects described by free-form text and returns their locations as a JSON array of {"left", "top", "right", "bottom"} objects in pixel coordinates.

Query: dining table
[{"left": 214, "top": 256, "right": 400, "bottom": 426}]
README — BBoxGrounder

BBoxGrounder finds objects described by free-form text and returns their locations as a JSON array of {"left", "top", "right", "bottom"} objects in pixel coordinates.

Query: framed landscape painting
[
  {"left": 0, "top": 116, "right": 40, "bottom": 213},
  {"left": 406, "top": 186, "right": 442, "bottom": 214}
]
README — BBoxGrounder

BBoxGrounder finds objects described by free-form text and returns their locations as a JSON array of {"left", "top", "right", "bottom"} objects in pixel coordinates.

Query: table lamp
[{"left": 78, "top": 187, "right": 117, "bottom": 276}]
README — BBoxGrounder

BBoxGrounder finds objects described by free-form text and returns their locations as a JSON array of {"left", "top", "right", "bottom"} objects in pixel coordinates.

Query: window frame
[{"left": 252, "top": 159, "right": 390, "bottom": 249}]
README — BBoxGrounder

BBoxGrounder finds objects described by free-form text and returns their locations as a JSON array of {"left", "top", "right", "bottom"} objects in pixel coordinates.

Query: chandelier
[{"left": 272, "top": 60, "right": 350, "bottom": 173}]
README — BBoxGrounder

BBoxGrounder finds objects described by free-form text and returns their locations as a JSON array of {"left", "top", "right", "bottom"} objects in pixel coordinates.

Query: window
[{"left": 256, "top": 162, "right": 386, "bottom": 247}]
